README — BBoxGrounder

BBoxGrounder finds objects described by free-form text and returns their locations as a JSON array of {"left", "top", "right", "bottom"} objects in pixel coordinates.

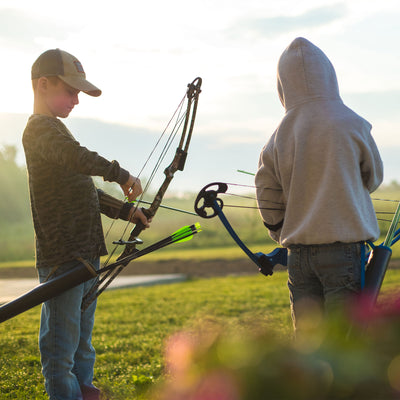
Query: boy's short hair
[{"left": 31, "top": 49, "right": 101, "bottom": 97}]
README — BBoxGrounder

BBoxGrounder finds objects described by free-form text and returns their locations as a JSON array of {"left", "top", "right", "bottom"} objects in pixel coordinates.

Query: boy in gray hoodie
[{"left": 255, "top": 37, "right": 383, "bottom": 332}]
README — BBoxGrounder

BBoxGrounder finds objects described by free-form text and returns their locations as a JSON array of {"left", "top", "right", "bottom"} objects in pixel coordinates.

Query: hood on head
[{"left": 277, "top": 37, "right": 341, "bottom": 110}]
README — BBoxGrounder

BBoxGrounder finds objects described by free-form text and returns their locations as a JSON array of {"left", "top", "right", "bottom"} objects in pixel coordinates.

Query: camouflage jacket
[{"left": 23, "top": 114, "right": 132, "bottom": 269}]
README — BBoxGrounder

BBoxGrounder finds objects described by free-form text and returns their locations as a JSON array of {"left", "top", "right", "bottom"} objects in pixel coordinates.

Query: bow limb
[
  {"left": 117, "top": 77, "right": 202, "bottom": 264},
  {"left": 194, "top": 182, "right": 287, "bottom": 276}
]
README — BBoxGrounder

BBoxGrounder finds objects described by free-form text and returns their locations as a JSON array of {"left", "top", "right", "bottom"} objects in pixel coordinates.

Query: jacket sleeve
[
  {"left": 359, "top": 129, "right": 384, "bottom": 193},
  {"left": 97, "top": 189, "right": 134, "bottom": 221},
  {"left": 255, "top": 134, "right": 285, "bottom": 243},
  {"left": 23, "top": 117, "right": 130, "bottom": 185}
]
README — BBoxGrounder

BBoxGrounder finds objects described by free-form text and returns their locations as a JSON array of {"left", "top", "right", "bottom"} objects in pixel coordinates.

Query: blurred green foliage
[
  {"left": 154, "top": 293, "right": 400, "bottom": 400},
  {"left": 0, "top": 145, "right": 31, "bottom": 224},
  {"left": 0, "top": 145, "right": 399, "bottom": 262}
]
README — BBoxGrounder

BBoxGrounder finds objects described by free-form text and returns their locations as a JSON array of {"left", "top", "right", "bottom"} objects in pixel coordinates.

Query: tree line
[
  {"left": 0, "top": 145, "right": 31, "bottom": 224},
  {"left": 1, "top": 144, "right": 399, "bottom": 227}
]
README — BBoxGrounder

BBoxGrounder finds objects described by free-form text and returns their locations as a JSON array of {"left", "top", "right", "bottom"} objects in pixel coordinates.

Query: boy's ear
[{"left": 37, "top": 77, "right": 49, "bottom": 92}]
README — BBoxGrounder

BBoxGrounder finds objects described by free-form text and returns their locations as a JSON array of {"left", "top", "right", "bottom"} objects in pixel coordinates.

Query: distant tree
[
  {"left": 0, "top": 145, "right": 30, "bottom": 223},
  {"left": 389, "top": 180, "right": 400, "bottom": 189}
]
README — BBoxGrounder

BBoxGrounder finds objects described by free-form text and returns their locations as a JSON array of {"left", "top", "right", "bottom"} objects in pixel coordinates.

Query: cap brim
[{"left": 58, "top": 76, "right": 102, "bottom": 97}]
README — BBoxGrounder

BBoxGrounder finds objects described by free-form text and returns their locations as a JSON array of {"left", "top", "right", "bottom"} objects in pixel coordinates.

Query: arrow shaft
[{"left": 134, "top": 199, "right": 197, "bottom": 216}]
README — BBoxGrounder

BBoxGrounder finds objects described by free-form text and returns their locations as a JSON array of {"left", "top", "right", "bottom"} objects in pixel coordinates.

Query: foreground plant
[{"left": 154, "top": 295, "right": 400, "bottom": 400}]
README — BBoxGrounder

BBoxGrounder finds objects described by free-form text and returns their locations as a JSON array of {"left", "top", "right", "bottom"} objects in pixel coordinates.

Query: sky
[{"left": 0, "top": 0, "right": 399, "bottom": 192}]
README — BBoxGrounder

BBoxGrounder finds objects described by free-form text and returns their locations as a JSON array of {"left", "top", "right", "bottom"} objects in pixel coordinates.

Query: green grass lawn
[
  {"left": 0, "top": 271, "right": 290, "bottom": 399},
  {"left": 0, "top": 244, "right": 279, "bottom": 269},
  {"left": 1, "top": 269, "right": 400, "bottom": 399},
  {"left": 1, "top": 239, "right": 400, "bottom": 269}
]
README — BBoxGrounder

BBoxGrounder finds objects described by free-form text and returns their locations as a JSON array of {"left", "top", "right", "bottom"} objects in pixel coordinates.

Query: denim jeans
[
  {"left": 287, "top": 242, "right": 363, "bottom": 330},
  {"left": 38, "top": 258, "right": 100, "bottom": 400}
]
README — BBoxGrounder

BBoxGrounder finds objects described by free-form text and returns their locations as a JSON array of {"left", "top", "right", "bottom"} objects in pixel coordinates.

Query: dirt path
[
  {"left": 0, "top": 259, "right": 261, "bottom": 279},
  {"left": 1, "top": 258, "right": 399, "bottom": 279}
]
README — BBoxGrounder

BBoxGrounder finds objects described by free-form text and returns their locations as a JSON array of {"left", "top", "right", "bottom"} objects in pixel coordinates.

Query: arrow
[
  {"left": 384, "top": 202, "right": 400, "bottom": 246},
  {"left": 237, "top": 169, "right": 255, "bottom": 176},
  {"left": 131, "top": 199, "right": 197, "bottom": 216},
  {"left": 81, "top": 222, "right": 202, "bottom": 310},
  {"left": 171, "top": 222, "right": 202, "bottom": 243}
]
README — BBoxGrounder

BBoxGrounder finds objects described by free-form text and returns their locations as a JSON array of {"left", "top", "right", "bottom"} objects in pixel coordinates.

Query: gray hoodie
[{"left": 255, "top": 37, "right": 383, "bottom": 246}]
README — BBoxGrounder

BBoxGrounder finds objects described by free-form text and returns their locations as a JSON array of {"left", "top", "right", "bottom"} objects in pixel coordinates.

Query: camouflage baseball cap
[{"left": 31, "top": 48, "right": 101, "bottom": 97}]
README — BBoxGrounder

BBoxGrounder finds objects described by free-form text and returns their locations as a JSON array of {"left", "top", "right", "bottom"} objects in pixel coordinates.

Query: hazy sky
[{"left": 0, "top": 0, "right": 399, "bottom": 185}]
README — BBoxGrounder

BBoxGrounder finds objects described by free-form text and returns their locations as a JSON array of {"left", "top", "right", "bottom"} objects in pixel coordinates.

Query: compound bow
[
  {"left": 194, "top": 182, "right": 287, "bottom": 276},
  {"left": 82, "top": 77, "right": 203, "bottom": 307},
  {"left": 194, "top": 181, "right": 400, "bottom": 307}
]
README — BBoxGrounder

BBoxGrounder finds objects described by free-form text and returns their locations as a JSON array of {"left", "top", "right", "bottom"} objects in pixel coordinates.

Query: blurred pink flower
[
  {"left": 191, "top": 370, "right": 240, "bottom": 400},
  {"left": 350, "top": 292, "right": 400, "bottom": 325},
  {"left": 164, "top": 332, "right": 196, "bottom": 377}
]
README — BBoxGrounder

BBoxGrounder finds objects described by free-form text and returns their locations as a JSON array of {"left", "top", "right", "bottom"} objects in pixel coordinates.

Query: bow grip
[
  {"left": 176, "top": 148, "right": 187, "bottom": 171},
  {"left": 255, "top": 247, "right": 288, "bottom": 276}
]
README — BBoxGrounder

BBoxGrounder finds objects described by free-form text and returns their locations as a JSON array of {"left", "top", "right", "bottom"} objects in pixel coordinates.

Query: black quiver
[
  {"left": 0, "top": 262, "right": 97, "bottom": 324},
  {"left": 363, "top": 245, "right": 392, "bottom": 306}
]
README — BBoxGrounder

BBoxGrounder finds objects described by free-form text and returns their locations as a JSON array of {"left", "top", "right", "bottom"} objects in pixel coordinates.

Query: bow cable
[
  {"left": 197, "top": 182, "right": 399, "bottom": 221},
  {"left": 101, "top": 85, "right": 192, "bottom": 266}
]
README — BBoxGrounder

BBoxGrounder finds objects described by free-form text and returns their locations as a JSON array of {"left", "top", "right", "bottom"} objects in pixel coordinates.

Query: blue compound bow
[
  {"left": 194, "top": 182, "right": 287, "bottom": 277},
  {"left": 194, "top": 181, "right": 400, "bottom": 305}
]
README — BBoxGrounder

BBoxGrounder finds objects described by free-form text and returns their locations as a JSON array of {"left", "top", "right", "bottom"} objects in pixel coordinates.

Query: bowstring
[
  {"left": 375, "top": 199, "right": 400, "bottom": 223},
  {"left": 225, "top": 192, "right": 283, "bottom": 206},
  {"left": 114, "top": 94, "right": 188, "bottom": 244},
  {"left": 101, "top": 89, "right": 189, "bottom": 268},
  {"left": 140, "top": 99, "right": 187, "bottom": 197},
  {"left": 214, "top": 183, "right": 400, "bottom": 221},
  {"left": 226, "top": 182, "right": 282, "bottom": 191},
  {"left": 222, "top": 183, "right": 284, "bottom": 211}
]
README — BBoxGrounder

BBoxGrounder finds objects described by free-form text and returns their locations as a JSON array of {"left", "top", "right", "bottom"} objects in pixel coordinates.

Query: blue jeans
[
  {"left": 38, "top": 258, "right": 100, "bottom": 400},
  {"left": 287, "top": 242, "right": 362, "bottom": 330}
]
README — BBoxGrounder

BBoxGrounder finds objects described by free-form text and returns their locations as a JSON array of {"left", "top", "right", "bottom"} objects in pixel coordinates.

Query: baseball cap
[{"left": 31, "top": 49, "right": 101, "bottom": 97}]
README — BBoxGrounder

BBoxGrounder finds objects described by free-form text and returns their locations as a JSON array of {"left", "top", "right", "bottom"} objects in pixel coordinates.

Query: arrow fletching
[{"left": 172, "top": 222, "right": 202, "bottom": 243}]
